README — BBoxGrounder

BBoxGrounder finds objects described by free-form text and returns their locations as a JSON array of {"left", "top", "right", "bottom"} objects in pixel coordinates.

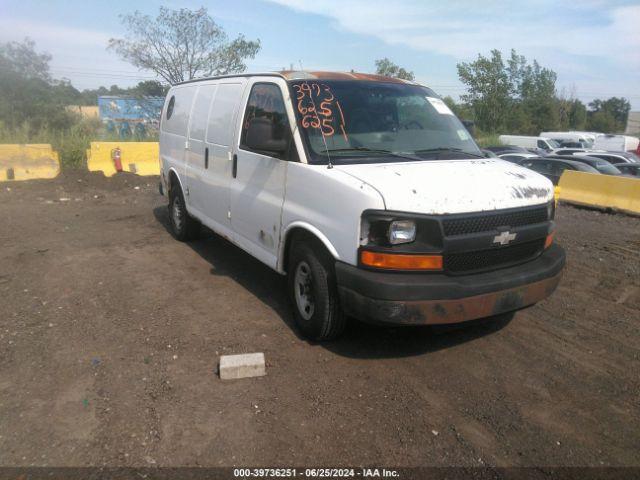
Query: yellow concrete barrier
[
  {"left": 87, "top": 142, "right": 159, "bottom": 177},
  {"left": 0, "top": 144, "right": 60, "bottom": 181},
  {"left": 558, "top": 170, "right": 640, "bottom": 215}
]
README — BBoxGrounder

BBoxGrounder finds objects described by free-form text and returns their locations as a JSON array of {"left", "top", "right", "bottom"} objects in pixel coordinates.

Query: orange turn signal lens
[
  {"left": 360, "top": 250, "right": 443, "bottom": 271},
  {"left": 544, "top": 232, "right": 555, "bottom": 249}
]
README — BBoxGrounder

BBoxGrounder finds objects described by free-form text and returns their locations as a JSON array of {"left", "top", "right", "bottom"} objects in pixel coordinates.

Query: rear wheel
[
  {"left": 168, "top": 182, "right": 200, "bottom": 241},
  {"left": 288, "top": 240, "right": 346, "bottom": 341}
]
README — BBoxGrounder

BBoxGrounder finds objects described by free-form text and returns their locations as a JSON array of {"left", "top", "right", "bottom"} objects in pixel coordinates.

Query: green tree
[
  {"left": 587, "top": 97, "right": 630, "bottom": 132},
  {"left": 518, "top": 58, "right": 559, "bottom": 133},
  {"left": 556, "top": 88, "right": 587, "bottom": 131},
  {"left": 374, "top": 58, "right": 415, "bottom": 81},
  {"left": 457, "top": 49, "right": 511, "bottom": 132},
  {"left": 0, "top": 38, "right": 78, "bottom": 132},
  {"left": 442, "top": 96, "right": 473, "bottom": 121},
  {"left": 109, "top": 7, "right": 261, "bottom": 84},
  {"left": 457, "top": 49, "right": 559, "bottom": 134},
  {"left": 0, "top": 37, "right": 51, "bottom": 81},
  {"left": 133, "top": 80, "right": 167, "bottom": 97},
  {"left": 587, "top": 110, "right": 618, "bottom": 133}
]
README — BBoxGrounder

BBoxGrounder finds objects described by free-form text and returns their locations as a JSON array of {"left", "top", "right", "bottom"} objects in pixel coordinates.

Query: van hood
[{"left": 336, "top": 159, "right": 554, "bottom": 215}]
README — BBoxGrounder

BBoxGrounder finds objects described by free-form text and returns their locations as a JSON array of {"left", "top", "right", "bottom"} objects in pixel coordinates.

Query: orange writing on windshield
[{"left": 293, "top": 82, "right": 347, "bottom": 141}]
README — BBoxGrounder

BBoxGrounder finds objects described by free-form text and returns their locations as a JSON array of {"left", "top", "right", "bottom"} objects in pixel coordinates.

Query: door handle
[
  {"left": 205, "top": 147, "right": 209, "bottom": 169},
  {"left": 232, "top": 154, "right": 238, "bottom": 178}
]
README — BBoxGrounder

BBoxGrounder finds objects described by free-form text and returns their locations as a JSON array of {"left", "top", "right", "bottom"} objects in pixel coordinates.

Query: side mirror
[{"left": 245, "top": 118, "right": 288, "bottom": 155}]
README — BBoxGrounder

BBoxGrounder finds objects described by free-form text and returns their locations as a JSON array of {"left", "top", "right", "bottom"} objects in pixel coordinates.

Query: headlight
[{"left": 388, "top": 220, "right": 416, "bottom": 245}]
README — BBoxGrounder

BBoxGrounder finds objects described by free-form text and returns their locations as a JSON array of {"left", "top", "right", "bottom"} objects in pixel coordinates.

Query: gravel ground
[{"left": 0, "top": 171, "right": 639, "bottom": 468}]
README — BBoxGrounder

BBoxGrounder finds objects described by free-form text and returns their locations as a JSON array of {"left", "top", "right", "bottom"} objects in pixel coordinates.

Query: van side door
[
  {"left": 185, "top": 84, "right": 217, "bottom": 215},
  {"left": 230, "top": 79, "right": 293, "bottom": 269},
  {"left": 201, "top": 80, "right": 247, "bottom": 232}
]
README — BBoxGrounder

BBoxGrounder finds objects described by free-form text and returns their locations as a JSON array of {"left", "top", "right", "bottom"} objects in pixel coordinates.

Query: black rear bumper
[{"left": 336, "top": 244, "right": 565, "bottom": 325}]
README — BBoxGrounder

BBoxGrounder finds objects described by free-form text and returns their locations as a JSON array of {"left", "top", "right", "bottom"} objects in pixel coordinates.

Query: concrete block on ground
[{"left": 219, "top": 352, "right": 266, "bottom": 380}]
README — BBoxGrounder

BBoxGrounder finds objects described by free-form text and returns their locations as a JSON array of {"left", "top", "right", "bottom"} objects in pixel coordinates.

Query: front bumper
[{"left": 336, "top": 244, "right": 565, "bottom": 325}]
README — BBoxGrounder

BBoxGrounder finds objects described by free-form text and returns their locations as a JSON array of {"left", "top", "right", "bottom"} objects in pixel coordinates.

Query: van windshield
[{"left": 288, "top": 80, "right": 482, "bottom": 165}]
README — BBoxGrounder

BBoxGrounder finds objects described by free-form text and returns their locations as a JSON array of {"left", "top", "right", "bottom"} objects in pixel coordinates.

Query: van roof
[{"left": 175, "top": 70, "right": 419, "bottom": 86}]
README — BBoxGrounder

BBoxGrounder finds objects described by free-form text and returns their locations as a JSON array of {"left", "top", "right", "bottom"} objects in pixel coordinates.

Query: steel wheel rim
[
  {"left": 294, "top": 261, "right": 315, "bottom": 321},
  {"left": 172, "top": 196, "right": 184, "bottom": 231}
]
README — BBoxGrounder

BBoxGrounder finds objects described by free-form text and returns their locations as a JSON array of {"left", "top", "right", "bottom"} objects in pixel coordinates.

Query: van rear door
[{"left": 160, "top": 86, "right": 196, "bottom": 188}]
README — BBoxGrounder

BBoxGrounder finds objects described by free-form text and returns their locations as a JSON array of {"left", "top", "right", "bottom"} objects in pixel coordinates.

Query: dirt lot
[{"left": 1, "top": 171, "right": 639, "bottom": 468}]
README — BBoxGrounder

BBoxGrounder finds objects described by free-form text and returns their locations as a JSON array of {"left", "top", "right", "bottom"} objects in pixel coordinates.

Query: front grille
[
  {"left": 444, "top": 239, "right": 545, "bottom": 274},
  {"left": 442, "top": 206, "right": 548, "bottom": 237}
]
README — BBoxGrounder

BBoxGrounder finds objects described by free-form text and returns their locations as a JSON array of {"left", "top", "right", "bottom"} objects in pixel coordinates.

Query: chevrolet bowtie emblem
[{"left": 493, "top": 231, "right": 517, "bottom": 246}]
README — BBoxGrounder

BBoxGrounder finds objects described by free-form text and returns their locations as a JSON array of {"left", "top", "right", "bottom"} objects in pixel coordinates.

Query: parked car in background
[
  {"left": 569, "top": 131, "right": 601, "bottom": 143},
  {"left": 515, "top": 157, "right": 599, "bottom": 185},
  {"left": 485, "top": 145, "right": 530, "bottom": 154},
  {"left": 572, "top": 151, "right": 638, "bottom": 165},
  {"left": 498, "top": 135, "right": 559, "bottom": 152},
  {"left": 540, "top": 132, "right": 593, "bottom": 148},
  {"left": 546, "top": 155, "right": 622, "bottom": 175},
  {"left": 552, "top": 148, "right": 599, "bottom": 155},
  {"left": 593, "top": 134, "right": 640, "bottom": 153},
  {"left": 498, "top": 152, "right": 540, "bottom": 163},
  {"left": 481, "top": 149, "right": 499, "bottom": 158},
  {"left": 613, "top": 163, "right": 640, "bottom": 177}
]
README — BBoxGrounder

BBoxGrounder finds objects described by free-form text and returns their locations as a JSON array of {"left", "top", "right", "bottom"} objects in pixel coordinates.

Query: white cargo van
[
  {"left": 540, "top": 132, "right": 593, "bottom": 148},
  {"left": 498, "top": 135, "right": 559, "bottom": 152},
  {"left": 593, "top": 134, "right": 640, "bottom": 153},
  {"left": 159, "top": 71, "right": 565, "bottom": 340}
]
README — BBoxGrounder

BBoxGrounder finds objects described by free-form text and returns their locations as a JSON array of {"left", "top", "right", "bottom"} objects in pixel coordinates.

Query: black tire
[
  {"left": 288, "top": 240, "right": 346, "bottom": 341},
  {"left": 168, "top": 182, "right": 200, "bottom": 241}
]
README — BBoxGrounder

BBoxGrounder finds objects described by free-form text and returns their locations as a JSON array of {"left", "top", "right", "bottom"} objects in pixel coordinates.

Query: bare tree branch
[{"left": 108, "top": 7, "right": 260, "bottom": 85}]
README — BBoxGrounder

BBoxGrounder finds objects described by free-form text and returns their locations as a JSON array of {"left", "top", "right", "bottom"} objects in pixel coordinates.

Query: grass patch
[{"left": 475, "top": 134, "right": 503, "bottom": 148}]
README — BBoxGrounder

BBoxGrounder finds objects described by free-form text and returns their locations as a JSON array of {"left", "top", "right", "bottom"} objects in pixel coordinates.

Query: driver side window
[{"left": 240, "top": 83, "right": 292, "bottom": 160}]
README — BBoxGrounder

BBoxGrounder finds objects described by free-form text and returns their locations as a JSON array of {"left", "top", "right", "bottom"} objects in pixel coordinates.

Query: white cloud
[
  {"left": 0, "top": 18, "right": 155, "bottom": 89},
  {"left": 0, "top": 18, "right": 113, "bottom": 48},
  {"left": 267, "top": 0, "right": 640, "bottom": 71}
]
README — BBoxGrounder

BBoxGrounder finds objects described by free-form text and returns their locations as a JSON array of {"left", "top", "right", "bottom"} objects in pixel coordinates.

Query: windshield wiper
[
  {"left": 324, "top": 147, "right": 422, "bottom": 161},
  {"left": 413, "top": 147, "right": 485, "bottom": 158}
]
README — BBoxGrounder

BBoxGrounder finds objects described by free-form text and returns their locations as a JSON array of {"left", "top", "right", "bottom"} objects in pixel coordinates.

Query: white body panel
[
  {"left": 185, "top": 83, "right": 217, "bottom": 214},
  {"left": 335, "top": 159, "right": 553, "bottom": 215},
  {"left": 569, "top": 131, "right": 601, "bottom": 142},
  {"left": 499, "top": 135, "right": 555, "bottom": 151},
  {"left": 593, "top": 135, "right": 639, "bottom": 152},
  {"left": 280, "top": 163, "right": 385, "bottom": 267},
  {"left": 197, "top": 80, "right": 246, "bottom": 232},
  {"left": 159, "top": 85, "right": 197, "bottom": 188},
  {"left": 540, "top": 132, "right": 591, "bottom": 146},
  {"left": 160, "top": 75, "right": 554, "bottom": 274}
]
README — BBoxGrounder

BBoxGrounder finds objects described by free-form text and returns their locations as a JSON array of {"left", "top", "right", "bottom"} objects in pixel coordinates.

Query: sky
[{"left": 1, "top": 0, "right": 639, "bottom": 108}]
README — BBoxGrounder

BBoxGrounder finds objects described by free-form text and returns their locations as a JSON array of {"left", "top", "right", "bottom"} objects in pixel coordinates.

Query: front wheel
[{"left": 288, "top": 241, "right": 346, "bottom": 341}]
